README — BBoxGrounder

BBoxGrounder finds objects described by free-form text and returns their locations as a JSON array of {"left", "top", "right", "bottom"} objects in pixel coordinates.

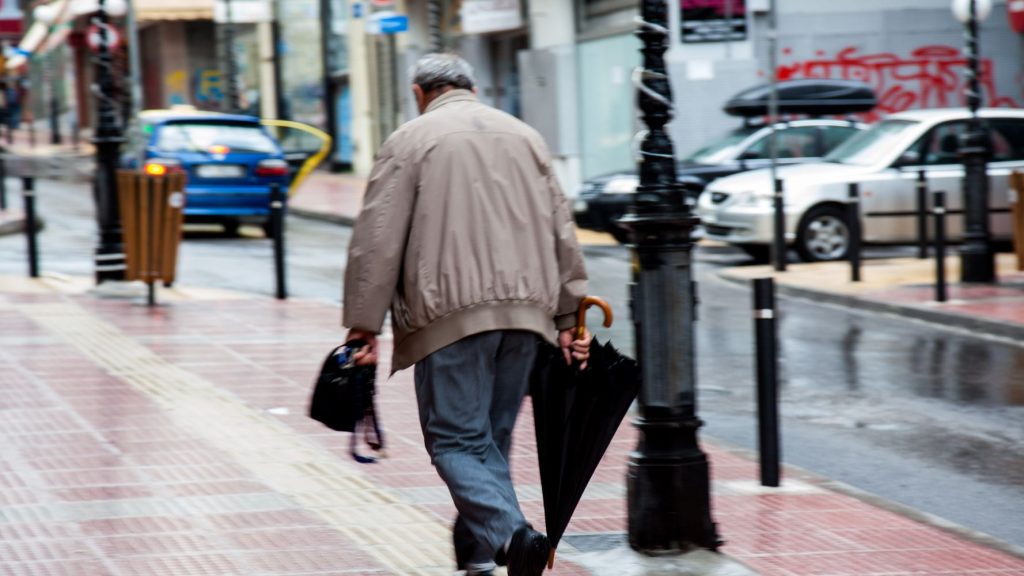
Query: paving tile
[{"left": 0, "top": 559, "right": 115, "bottom": 576}]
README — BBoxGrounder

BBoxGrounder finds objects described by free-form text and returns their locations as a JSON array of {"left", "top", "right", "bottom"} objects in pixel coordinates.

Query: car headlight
[
  {"left": 602, "top": 176, "right": 640, "bottom": 194},
  {"left": 734, "top": 191, "right": 773, "bottom": 207}
]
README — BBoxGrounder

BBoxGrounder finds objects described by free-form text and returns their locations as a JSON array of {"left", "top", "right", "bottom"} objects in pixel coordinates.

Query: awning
[{"left": 135, "top": 0, "right": 214, "bottom": 21}]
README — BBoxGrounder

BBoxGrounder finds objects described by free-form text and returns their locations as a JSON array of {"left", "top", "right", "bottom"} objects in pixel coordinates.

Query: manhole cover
[{"left": 563, "top": 533, "right": 627, "bottom": 552}]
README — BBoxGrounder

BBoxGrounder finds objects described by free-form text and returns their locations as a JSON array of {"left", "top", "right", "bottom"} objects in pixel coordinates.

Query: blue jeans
[{"left": 414, "top": 330, "right": 538, "bottom": 570}]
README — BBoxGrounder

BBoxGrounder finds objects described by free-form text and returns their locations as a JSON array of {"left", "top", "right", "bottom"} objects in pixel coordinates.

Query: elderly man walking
[{"left": 342, "top": 53, "right": 591, "bottom": 576}]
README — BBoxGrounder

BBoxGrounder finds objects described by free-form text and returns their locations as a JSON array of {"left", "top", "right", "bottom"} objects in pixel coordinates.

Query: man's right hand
[{"left": 346, "top": 329, "right": 379, "bottom": 366}]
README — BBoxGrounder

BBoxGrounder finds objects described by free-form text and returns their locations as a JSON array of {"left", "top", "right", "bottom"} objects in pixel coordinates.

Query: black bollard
[
  {"left": 753, "top": 278, "right": 781, "bottom": 487},
  {"left": 270, "top": 184, "right": 287, "bottom": 300},
  {"left": 23, "top": 177, "right": 38, "bottom": 278},
  {"left": 50, "top": 98, "right": 62, "bottom": 145},
  {"left": 916, "top": 170, "right": 928, "bottom": 259},
  {"left": 0, "top": 157, "right": 6, "bottom": 211},
  {"left": 772, "top": 178, "right": 786, "bottom": 272},
  {"left": 933, "top": 190, "right": 947, "bottom": 303},
  {"left": 847, "top": 183, "right": 861, "bottom": 283}
]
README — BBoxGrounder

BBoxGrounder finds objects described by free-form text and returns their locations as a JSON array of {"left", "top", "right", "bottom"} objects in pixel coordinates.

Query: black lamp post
[
  {"left": 618, "top": 0, "right": 719, "bottom": 553},
  {"left": 953, "top": 0, "right": 995, "bottom": 283},
  {"left": 92, "top": 0, "right": 126, "bottom": 283}
]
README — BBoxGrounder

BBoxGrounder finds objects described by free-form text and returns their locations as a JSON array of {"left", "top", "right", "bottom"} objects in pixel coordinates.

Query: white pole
[{"left": 126, "top": 0, "right": 144, "bottom": 167}]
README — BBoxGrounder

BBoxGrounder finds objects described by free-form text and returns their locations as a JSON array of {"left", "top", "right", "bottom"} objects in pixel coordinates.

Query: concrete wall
[{"left": 669, "top": 2, "right": 1024, "bottom": 155}]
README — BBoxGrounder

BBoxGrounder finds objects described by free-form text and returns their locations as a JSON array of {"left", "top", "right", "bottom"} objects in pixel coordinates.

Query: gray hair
[{"left": 411, "top": 53, "right": 475, "bottom": 93}]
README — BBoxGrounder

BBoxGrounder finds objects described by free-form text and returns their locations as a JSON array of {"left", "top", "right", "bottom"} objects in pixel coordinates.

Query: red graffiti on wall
[{"left": 777, "top": 46, "right": 1021, "bottom": 120}]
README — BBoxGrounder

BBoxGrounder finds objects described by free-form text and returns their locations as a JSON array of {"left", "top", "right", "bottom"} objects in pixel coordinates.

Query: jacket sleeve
[
  {"left": 549, "top": 171, "right": 589, "bottom": 330},
  {"left": 342, "top": 140, "right": 417, "bottom": 333}
]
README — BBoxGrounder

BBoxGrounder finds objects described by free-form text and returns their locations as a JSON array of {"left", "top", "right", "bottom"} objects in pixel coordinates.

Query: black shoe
[{"left": 504, "top": 525, "right": 550, "bottom": 576}]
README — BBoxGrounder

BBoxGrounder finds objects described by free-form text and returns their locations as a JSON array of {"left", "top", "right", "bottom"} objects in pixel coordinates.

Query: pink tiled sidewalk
[{"left": 0, "top": 284, "right": 1023, "bottom": 575}]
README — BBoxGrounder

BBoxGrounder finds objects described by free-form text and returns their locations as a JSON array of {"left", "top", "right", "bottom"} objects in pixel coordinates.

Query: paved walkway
[{"left": 2, "top": 275, "right": 1023, "bottom": 575}]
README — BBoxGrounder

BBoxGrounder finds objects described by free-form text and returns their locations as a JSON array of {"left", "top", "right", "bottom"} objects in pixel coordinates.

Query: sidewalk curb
[
  {"left": 0, "top": 213, "right": 24, "bottom": 236},
  {"left": 289, "top": 205, "right": 356, "bottom": 227},
  {"left": 707, "top": 440, "right": 1024, "bottom": 562},
  {"left": 717, "top": 270, "right": 1024, "bottom": 343},
  {"left": 0, "top": 212, "right": 44, "bottom": 237}
]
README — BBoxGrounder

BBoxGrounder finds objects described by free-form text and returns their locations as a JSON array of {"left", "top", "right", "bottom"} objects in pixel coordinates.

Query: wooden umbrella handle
[{"left": 576, "top": 296, "right": 613, "bottom": 339}]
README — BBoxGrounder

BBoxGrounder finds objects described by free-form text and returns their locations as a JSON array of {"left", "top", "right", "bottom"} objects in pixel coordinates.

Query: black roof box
[{"left": 723, "top": 79, "right": 877, "bottom": 118}]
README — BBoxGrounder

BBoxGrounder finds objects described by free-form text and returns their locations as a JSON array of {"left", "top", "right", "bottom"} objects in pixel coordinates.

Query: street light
[
  {"left": 92, "top": 0, "right": 126, "bottom": 283},
  {"left": 952, "top": 0, "right": 996, "bottom": 283},
  {"left": 618, "top": 0, "right": 720, "bottom": 553}
]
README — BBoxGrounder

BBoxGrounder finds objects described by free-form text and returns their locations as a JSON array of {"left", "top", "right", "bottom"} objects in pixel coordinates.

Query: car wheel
[
  {"left": 609, "top": 227, "right": 631, "bottom": 244},
  {"left": 738, "top": 244, "right": 772, "bottom": 263},
  {"left": 222, "top": 219, "right": 241, "bottom": 237},
  {"left": 262, "top": 220, "right": 277, "bottom": 240},
  {"left": 796, "top": 205, "right": 849, "bottom": 262}
]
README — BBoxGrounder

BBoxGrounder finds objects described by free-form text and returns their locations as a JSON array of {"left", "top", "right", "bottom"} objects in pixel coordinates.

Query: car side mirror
[
  {"left": 895, "top": 150, "right": 922, "bottom": 167},
  {"left": 738, "top": 150, "right": 762, "bottom": 161}
]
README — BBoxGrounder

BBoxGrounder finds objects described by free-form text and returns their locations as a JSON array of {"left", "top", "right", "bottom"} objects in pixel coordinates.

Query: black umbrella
[{"left": 530, "top": 296, "right": 640, "bottom": 568}]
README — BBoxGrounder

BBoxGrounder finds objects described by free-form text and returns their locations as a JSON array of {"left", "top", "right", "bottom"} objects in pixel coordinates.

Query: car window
[
  {"left": 156, "top": 122, "right": 278, "bottom": 154},
  {"left": 908, "top": 121, "right": 968, "bottom": 166},
  {"left": 988, "top": 119, "right": 1024, "bottom": 161},
  {"left": 682, "top": 126, "right": 759, "bottom": 164},
  {"left": 742, "top": 126, "right": 820, "bottom": 160},
  {"left": 824, "top": 119, "right": 918, "bottom": 166},
  {"left": 821, "top": 126, "right": 860, "bottom": 154}
]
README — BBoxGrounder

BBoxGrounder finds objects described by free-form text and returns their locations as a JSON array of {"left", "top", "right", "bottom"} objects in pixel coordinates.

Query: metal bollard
[
  {"left": 847, "top": 183, "right": 861, "bottom": 283},
  {"left": 753, "top": 278, "right": 781, "bottom": 487},
  {"left": 916, "top": 170, "right": 928, "bottom": 259},
  {"left": 49, "top": 98, "right": 62, "bottom": 145},
  {"left": 22, "top": 177, "right": 38, "bottom": 278},
  {"left": 0, "top": 157, "right": 6, "bottom": 211},
  {"left": 772, "top": 178, "right": 786, "bottom": 272},
  {"left": 270, "top": 184, "right": 287, "bottom": 300},
  {"left": 933, "top": 190, "right": 947, "bottom": 303}
]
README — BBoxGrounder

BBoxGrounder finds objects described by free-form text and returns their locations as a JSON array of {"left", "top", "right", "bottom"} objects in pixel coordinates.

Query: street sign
[
  {"left": 1010, "top": 0, "right": 1024, "bottom": 34},
  {"left": 86, "top": 23, "right": 122, "bottom": 52},
  {"left": 365, "top": 11, "right": 408, "bottom": 35}
]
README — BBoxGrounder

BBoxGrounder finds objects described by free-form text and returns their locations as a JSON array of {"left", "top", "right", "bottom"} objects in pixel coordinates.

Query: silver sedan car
[{"left": 698, "top": 108, "right": 1024, "bottom": 261}]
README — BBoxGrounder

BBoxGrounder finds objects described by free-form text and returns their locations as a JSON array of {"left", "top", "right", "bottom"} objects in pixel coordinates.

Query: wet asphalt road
[{"left": 2, "top": 179, "right": 1023, "bottom": 549}]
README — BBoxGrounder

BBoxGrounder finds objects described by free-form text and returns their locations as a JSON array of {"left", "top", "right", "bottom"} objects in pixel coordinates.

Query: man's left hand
[{"left": 559, "top": 328, "right": 592, "bottom": 370}]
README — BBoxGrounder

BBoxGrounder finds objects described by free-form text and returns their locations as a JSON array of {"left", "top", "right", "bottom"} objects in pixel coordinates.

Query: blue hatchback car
[{"left": 126, "top": 109, "right": 290, "bottom": 235}]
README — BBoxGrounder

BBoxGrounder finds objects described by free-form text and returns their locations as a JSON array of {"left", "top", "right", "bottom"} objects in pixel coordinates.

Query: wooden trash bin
[
  {"left": 117, "top": 170, "right": 186, "bottom": 302},
  {"left": 1011, "top": 171, "right": 1024, "bottom": 272}
]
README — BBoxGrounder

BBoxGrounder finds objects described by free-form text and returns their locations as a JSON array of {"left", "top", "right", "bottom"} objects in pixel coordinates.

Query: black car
[{"left": 573, "top": 79, "right": 876, "bottom": 242}]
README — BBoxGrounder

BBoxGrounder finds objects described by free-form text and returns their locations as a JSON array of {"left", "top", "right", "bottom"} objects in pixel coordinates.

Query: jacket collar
[{"left": 424, "top": 89, "right": 477, "bottom": 114}]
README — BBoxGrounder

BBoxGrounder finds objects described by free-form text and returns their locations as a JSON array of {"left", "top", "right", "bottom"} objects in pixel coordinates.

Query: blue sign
[
  {"left": 366, "top": 12, "right": 408, "bottom": 35},
  {"left": 352, "top": 2, "right": 364, "bottom": 19}
]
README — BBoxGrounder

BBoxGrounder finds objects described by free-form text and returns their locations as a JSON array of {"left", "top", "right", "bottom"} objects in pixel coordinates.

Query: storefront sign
[
  {"left": 681, "top": 0, "right": 747, "bottom": 44},
  {"left": 0, "top": 0, "right": 23, "bottom": 36},
  {"left": 214, "top": 0, "right": 272, "bottom": 24},
  {"left": 460, "top": 0, "right": 522, "bottom": 35}
]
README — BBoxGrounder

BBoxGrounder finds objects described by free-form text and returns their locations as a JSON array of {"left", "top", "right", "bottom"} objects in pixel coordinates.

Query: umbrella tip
[{"left": 547, "top": 548, "right": 555, "bottom": 569}]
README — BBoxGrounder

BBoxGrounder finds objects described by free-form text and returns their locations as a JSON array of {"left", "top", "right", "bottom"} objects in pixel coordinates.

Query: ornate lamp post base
[{"left": 628, "top": 416, "right": 719, "bottom": 552}]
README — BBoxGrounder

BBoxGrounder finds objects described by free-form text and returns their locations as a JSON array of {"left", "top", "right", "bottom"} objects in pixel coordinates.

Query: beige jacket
[{"left": 343, "top": 90, "right": 588, "bottom": 372}]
